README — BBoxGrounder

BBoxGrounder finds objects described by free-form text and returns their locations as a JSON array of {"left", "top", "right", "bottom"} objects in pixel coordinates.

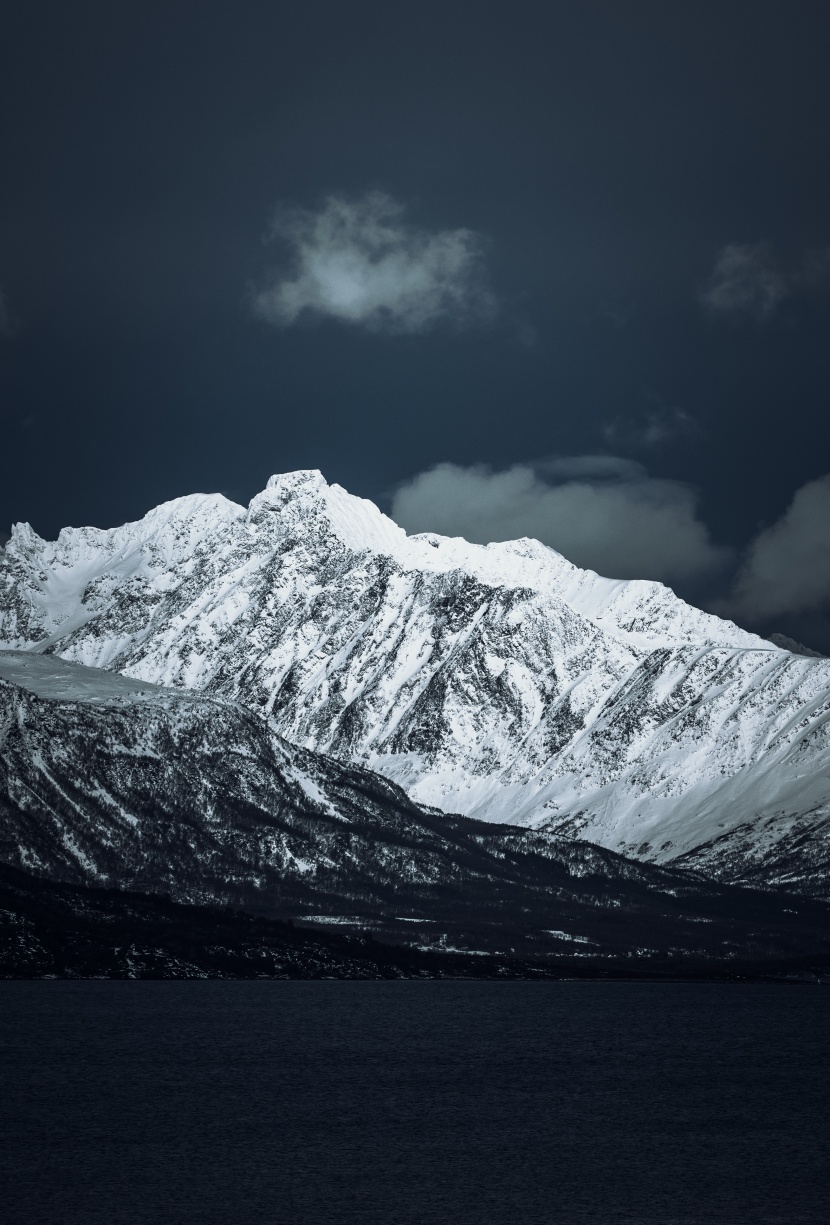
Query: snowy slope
[
  {"left": 5, "top": 651, "right": 830, "bottom": 961},
  {"left": 2, "top": 469, "right": 829, "bottom": 887}
]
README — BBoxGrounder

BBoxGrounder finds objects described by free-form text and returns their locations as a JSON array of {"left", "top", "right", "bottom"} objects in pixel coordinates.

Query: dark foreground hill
[
  {"left": 2, "top": 866, "right": 829, "bottom": 982},
  {"left": 1, "top": 652, "right": 830, "bottom": 972}
]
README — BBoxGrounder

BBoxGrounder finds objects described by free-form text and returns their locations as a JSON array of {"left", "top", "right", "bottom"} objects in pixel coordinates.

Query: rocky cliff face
[{"left": 2, "top": 470, "right": 829, "bottom": 887}]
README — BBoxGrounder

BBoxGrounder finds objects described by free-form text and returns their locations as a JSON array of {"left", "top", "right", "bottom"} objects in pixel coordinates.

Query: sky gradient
[{"left": 2, "top": 1, "right": 829, "bottom": 645}]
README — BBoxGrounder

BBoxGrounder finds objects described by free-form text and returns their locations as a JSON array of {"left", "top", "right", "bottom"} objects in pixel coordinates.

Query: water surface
[{"left": 1, "top": 982, "right": 827, "bottom": 1224}]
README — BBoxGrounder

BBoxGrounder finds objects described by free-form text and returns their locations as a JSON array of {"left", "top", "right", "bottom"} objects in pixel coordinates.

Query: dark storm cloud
[
  {"left": 252, "top": 193, "right": 498, "bottom": 334},
  {"left": 701, "top": 243, "right": 787, "bottom": 321},
  {"left": 722, "top": 474, "right": 830, "bottom": 621},
  {"left": 601, "top": 407, "right": 700, "bottom": 451},
  {"left": 391, "top": 458, "right": 730, "bottom": 585},
  {"left": 701, "top": 243, "right": 830, "bottom": 322},
  {"left": 2, "top": 3, "right": 830, "bottom": 646}
]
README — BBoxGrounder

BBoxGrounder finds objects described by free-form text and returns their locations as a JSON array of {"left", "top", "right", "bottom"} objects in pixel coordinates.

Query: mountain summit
[{"left": 2, "top": 470, "right": 829, "bottom": 893}]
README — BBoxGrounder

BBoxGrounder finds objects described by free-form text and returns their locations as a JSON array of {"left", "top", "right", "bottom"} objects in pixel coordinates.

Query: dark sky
[{"left": 2, "top": 1, "right": 830, "bottom": 644}]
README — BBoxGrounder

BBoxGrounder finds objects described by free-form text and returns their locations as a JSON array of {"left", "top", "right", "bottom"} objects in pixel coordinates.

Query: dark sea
[{"left": 1, "top": 982, "right": 828, "bottom": 1225}]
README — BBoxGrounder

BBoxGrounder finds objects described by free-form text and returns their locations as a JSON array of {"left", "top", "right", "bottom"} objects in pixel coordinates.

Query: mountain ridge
[{"left": 2, "top": 470, "right": 829, "bottom": 890}]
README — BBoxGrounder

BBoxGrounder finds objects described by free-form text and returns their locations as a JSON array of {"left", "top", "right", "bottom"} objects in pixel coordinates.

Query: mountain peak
[
  {"left": 248, "top": 469, "right": 409, "bottom": 556},
  {"left": 264, "top": 469, "right": 327, "bottom": 494}
]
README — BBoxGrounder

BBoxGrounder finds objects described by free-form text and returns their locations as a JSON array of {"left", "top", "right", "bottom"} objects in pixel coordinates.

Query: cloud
[
  {"left": 701, "top": 242, "right": 830, "bottom": 321},
  {"left": 723, "top": 475, "right": 830, "bottom": 621},
  {"left": 700, "top": 243, "right": 788, "bottom": 321},
  {"left": 391, "top": 459, "right": 730, "bottom": 584},
  {"left": 601, "top": 406, "right": 700, "bottom": 451},
  {"left": 252, "top": 192, "right": 497, "bottom": 334}
]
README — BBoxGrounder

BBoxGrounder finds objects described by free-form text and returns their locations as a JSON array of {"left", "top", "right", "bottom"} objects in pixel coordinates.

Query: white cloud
[
  {"left": 391, "top": 459, "right": 730, "bottom": 584},
  {"left": 724, "top": 475, "right": 830, "bottom": 621},
  {"left": 253, "top": 192, "right": 497, "bottom": 333},
  {"left": 701, "top": 243, "right": 787, "bottom": 321}
]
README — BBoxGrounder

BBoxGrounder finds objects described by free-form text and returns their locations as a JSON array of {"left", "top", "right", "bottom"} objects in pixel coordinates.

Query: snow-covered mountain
[
  {"left": 2, "top": 469, "right": 829, "bottom": 891},
  {"left": 5, "top": 651, "right": 829, "bottom": 964}
]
